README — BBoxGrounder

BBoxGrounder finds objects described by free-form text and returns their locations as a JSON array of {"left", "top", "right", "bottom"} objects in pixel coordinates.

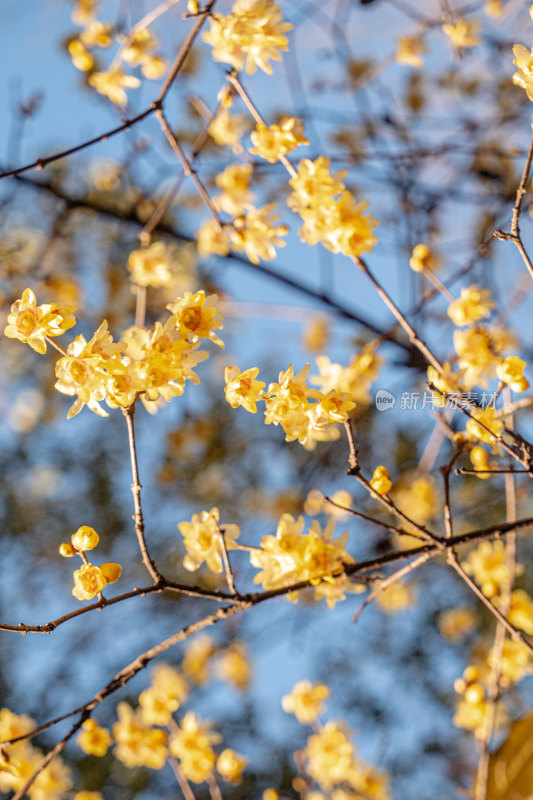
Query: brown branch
[{"left": 0, "top": 580, "right": 237, "bottom": 635}]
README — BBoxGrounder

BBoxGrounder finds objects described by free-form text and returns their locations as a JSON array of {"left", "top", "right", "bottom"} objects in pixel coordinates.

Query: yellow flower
[
  {"left": 215, "top": 163, "right": 254, "bottom": 216},
  {"left": 100, "top": 562, "right": 122, "bottom": 584},
  {"left": 443, "top": 17, "right": 480, "bottom": 50},
  {"left": 313, "top": 573, "right": 365, "bottom": 609},
  {"left": 282, "top": 680, "right": 330, "bottom": 724},
  {"left": 59, "top": 542, "right": 76, "bottom": 557},
  {"left": 139, "top": 663, "right": 189, "bottom": 725},
  {"left": 409, "top": 243, "right": 438, "bottom": 272},
  {"left": 182, "top": 635, "right": 215, "bottom": 684},
  {"left": 484, "top": 0, "right": 502, "bottom": 17},
  {"left": 438, "top": 607, "right": 476, "bottom": 640},
  {"left": 167, "top": 290, "right": 224, "bottom": 347},
  {"left": 68, "top": 39, "right": 94, "bottom": 71},
  {"left": 72, "top": 564, "right": 107, "bottom": 601},
  {"left": 465, "top": 407, "right": 503, "bottom": 451},
  {"left": 288, "top": 157, "right": 378, "bottom": 258},
  {"left": 121, "top": 28, "right": 158, "bottom": 65},
  {"left": 88, "top": 66, "right": 140, "bottom": 106},
  {"left": 216, "top": 643, "right": 251, "bottom": 691},
  {"left": 370, "top": 466, "right": 392, "bottom": 496},
  {"left": 112, "top": 702, "right": 168, "bottom": 769},
  {"left": 209, "top": 107, "right": 249, "bottom": 153},
  {"left": 312, "top": 342, "right": 383, "bottom": 404},
  {"left": 196, "top": 218, "right": 231, "bottom": 258},
  {"left": 71, "top": 0, "right": 97, "bottom": 24},
  {"left": 168, "top": 711, "right": 219, "bottom": 783},
  {"left": 141, "top": 55, "right": 166, "bottom": 80},
  {"left": 74, "top": 792, "right": 105, "bottom": 800},
  {"left": 490, "top": 639, "right": 533, "bottom": 687},
  {"left": 4, "top": 288, "right": 76, "bottom": 354},
  {"left": 77, "top": 719, "right": 111, "bottom": 757},
  {"left": 80, "top": 20, "right": 113, "bottom": 47},
  {"left": 178, "top": 507, "right": 240, "bottom": 573},
  {"left": 217, "top": 748, "right": 248, "bottom": 783},
  {"left": 231, "top": 203, "right": 288, "bottom": 264},
  {"left": 496, "top": 355, "right": 529, "bottom": 392},
  {"left": 469, "top": 445, "right": 494, "bottom": 479},
  {"left": 447, "top": 285, "right": 495, "bottom": 327},
  {"left": 454, "top": 326, "right": 514, "bottom": 388},
  {"left": 304, "top": 721, "right": 355, "bottom": 790},
  {"left": 396, "top": 34, "right": 426, "bottom": 68},
  {"left": 203, "top": 0, "right": 292, "bottom": 75},
  {"left": 249, "top": 117, "right": 308, "bottom": 162},
  {"left": 250, "top": 515, "right": 354, "bottom": 595},
  {"left": 225, "top": 365, "right": 265, "bottom": 413},
  {"left": 393, "top": 474, "right": 438, "bottom": 530},
  {"left": 128, "top": 242, "right": 172, "bottom": 288},
  {"left": 55, "top": 321, "right": 120, "bottom": 418},
  {"left": 71, "top": 525, "right": 99, "bottom": 551},
  {"left": 427, "top": 362, "right": 464, "bottom": 407},
  {"left": 513, "top": 44, "right": 533, "bottom": 101},
  {"left": 375, "top": 582, "right": 415, "bottom": 613},
  {"left": 506, "top": 589, "right": 533, "bottom": 635},
  {"left": 263, "top": 363, "right": 354, "bottom": 449},
  {"left": 462, "top": 540, "right": 521, "bottom": 598},
  {"left": 303, "top": 316, "right": 329, "bottom": 353}
]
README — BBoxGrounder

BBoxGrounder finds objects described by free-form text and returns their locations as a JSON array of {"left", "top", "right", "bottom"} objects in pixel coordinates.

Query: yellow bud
[
  {"left": 100, "top": 562, "right": 122, "bottom": 584},
  {"left": 482, "top": 578, "right": 499, "bottom": 598},
  {"left": 187, "top": 0, "right": 200, "bottom": 13},
  {"left": 464, "top": 683, "right": 484, "bottom": 704},
  {"left": 464, "top": 665, "right": 480, "bottom": 683},
  {"left": 454, "top": 678, "right": 467, "bottom": 694},
  {"left": 59, "top": 542, "right": 76, "bottom": 557},
  {"left": 71, "top": 525, "right": 100, "bottom": 551}
]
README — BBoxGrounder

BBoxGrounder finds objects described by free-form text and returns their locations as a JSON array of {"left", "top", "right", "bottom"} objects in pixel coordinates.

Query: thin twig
[
  {"left": 215, "top": 521, "right": 237, "bottom": 595},
  {"left": 123, "top": 405, "right": 163, "bottom": 584},
  {"left": 494, "top": 114, "right": 533, "bottom": 281},
  {"left": 168, "top": 756, "right": 198, "bottom": 800},
  {"left": 355, "top": 256, "right": 444, "bottom": 373},
  {"left": 156, "top": 108, "right": 222, "bottom": 225},
  {"left": 352, "top": 552, "right": 432, "bottom": 623}
]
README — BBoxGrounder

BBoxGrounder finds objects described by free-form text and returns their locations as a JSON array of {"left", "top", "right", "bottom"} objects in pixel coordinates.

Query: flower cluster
[
  {"left": 249, "top": 116, "right": 308, "bottom": 162},
  {"left": 0, "top": 709, "right": 72, "bottom": 800},
  {"left": 288, "top": 157, "right": 379, "bottom": 258},
  {"left": 91, "top": 657, "right": 249, "bottom": 784},
  {"left": 250, "top": 514, "right": 359, "bottom": 606},
  {"left": 447, "top": 285, "right": 495, "bottom": 327},
  {"left": 202, "top": 0, "right": 292, "bottom": 75},
  {"left": 311, "top": 341, "right": 384, "bottom": 404},
  {"left": 5, "top": 288, "right": 224, "bottom": 418},
  {"left": 59, "top": 525, "right": 122, "bottom": 601},
  {"left": 225, "top": 363, "right": 355, "bottom": 449},
  {"left": 127, "top": 242, "right": 172, "bottom": 288},
  {"left": 277, "top": 680, "right": 389, "bottom": 799},
  {"left": 197, "top": 203, "right": 288, "bottom": 263}
]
